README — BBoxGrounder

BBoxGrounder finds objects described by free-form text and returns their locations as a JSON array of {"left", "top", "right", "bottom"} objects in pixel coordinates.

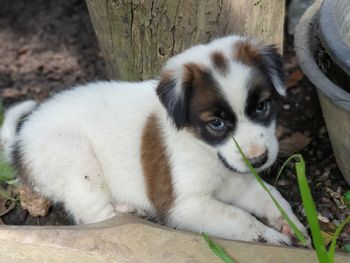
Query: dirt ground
[{"left": 0, "top": 0, "right": 349, "bottom": 248}]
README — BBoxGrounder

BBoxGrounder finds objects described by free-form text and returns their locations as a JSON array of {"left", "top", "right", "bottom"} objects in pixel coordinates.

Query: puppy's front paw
[
  {"left": 263, "top": 194, "right": 310, "bottom": 246},
  {"left": 259, "top": 226, "right": 293, "bottom": 246},
  {"left": 280, "top": 222, "right": 312, "bottom": 248},
  {"left": 266, "top": 214, "right": 311, "bottom": 248}
]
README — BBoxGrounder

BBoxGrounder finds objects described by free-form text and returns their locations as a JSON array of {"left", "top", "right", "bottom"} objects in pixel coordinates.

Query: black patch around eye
[
  {"left": 245, "top": 86, "right": 277, "bottom": 126},
  {"left": 157, "top": 78, "right": 192, "bottom": 129},
  {"left": 190, "top": 103, "right": 237, "bottom": 146}
]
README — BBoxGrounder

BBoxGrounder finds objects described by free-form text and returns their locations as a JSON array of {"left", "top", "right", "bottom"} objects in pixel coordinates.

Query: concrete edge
[{"left": 0, "top": 214, "right": 349, "bottom": 262}]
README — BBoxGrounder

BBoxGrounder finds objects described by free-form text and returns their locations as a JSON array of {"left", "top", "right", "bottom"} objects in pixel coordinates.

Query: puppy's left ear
[
  {"left": 156, "top": 71, "right": 191, "bottom": 129},
  {"left": 259, "top": 45, "right": 286, "bottom": 96}
]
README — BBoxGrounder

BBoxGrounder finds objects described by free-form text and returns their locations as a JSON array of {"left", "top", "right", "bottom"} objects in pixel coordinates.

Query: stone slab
[{"left": 0, "top": 214, "right": 349, "bottom": 262}]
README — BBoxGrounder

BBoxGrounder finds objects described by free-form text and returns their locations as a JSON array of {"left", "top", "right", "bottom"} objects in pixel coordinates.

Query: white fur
[
  {"left": 0, "top": 100, "right": 37, "bottom": 161},
  {"left": 0, "top": 36, "right": 308, "bottom": 245}
]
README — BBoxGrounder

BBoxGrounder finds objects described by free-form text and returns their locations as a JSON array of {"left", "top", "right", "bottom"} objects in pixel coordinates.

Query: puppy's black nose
[{"left": 248, "top": 151, "right": 268, "bottom": 168}]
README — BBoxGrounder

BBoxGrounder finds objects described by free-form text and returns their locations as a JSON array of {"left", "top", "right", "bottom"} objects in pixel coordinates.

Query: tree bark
[{"left": 86, "top": 0, "right": 285, "bottom": 81}]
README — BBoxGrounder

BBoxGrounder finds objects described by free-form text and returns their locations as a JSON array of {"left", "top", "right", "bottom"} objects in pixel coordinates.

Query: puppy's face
[{"left": 157, "top": 36, "right": 285, "bottom": 173}]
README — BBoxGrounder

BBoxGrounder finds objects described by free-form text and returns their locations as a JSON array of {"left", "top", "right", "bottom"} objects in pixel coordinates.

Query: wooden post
[{"left": 86, "top": 0, "right": 285, "bottom": 80}]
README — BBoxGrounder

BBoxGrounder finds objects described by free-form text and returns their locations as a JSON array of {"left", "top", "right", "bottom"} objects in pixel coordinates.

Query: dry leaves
[
  {"left": 277, "top": 125, "right": 312, "bottom": 155},
  {"left": 19, "top": 186, "right": 51, "bottom": 217},
  {"left": 1, "top": 88, "right": 27, "bottom": 98},
  {"left": 285, "top": 68, "right": 304, "bottom": 89},
  {"left": 0, "top": 196, "right": 15, "bottom": 217},
  {"left": 275, "top": 125, "right": 290, "bottom": 140}
]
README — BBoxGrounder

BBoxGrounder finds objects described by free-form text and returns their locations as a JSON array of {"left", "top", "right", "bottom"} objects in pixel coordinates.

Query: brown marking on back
[
  {"left": 141, "top": 114, "right": 174, "bottom": 222},
  {"left": 233, "top": 40, "right": 261, "bottom": 66},
  {"left": 211, "top": 51, "right": 229, "bottom": 75}
]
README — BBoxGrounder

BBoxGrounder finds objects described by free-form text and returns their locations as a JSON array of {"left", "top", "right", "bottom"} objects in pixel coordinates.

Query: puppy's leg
[
  {"left": 216, "top": 175, "right": 308, "bottom": 242},
  {"left": 27, "top": 133, "right": 116, "bottom": 224},
  {"left": 168, "top": 196, "right": 292, "bottom": 245}
]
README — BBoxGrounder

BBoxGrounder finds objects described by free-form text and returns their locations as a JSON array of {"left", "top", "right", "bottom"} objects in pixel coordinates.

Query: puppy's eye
[
  {"left": 208, "top": 119, "right": 226, "bottom": 132},
  {"left": 256, "top": 100, "right": 271, "bottom": 115}
]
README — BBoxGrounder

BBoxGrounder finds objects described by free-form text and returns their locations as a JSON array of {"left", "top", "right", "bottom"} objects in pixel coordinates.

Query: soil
[{"left": 0, "top": 0, "right": 349, "bottom": 247}]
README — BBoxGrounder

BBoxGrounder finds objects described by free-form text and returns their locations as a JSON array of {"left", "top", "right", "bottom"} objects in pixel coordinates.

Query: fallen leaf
[
  {"left": 318, "top": 214, "right": 330, "bottom": 223},
  {"left": 326, "top": 187, "right": 347, "bottom": 209},
  {"left": 0, "top": 197, "right": 15, "bottom": 217},
  {"left": 275, "top": 125, "right": 290, "bottom": 139},
  {"left": 320, "top": 221, "right": 337, "bottom": 233},
  {"left": 285, "top": 69, "right": 304, "bottom": 89},
  {"left": 321, "top": 230, "right": 334, "bottom": 247},
  {"left": 2, "top": 88, "right": 26, "bottom": 98},
  {"left": 279, "top": 132, "right": 311, "bottom": 155},
  {"left": 18, "top": 46, "right": 29, "bottom": 56},
  {"left": 19, "top": 186, "right": 51, "bottom": 217}
]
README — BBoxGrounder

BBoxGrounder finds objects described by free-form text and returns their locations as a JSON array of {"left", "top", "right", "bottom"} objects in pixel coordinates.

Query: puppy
[{"left": 1, "top": 35, "right": 308, "bottom": 245}]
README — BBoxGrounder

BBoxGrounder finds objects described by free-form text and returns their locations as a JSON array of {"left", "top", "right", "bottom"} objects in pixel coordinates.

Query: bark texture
[{"left": 86, "top": 0, "right": 285, "bottom": 80}]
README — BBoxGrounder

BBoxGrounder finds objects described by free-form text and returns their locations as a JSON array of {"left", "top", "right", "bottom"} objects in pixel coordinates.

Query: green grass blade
[
  {"left": 294, "top": 155, "right": 329, "bottom": 263},
  {"left": 232, "top": 137, "right": 307, "bottom": 246},
  {"left": 328, "top": 215, "right": 350, "bottom": 262},
  {"left": 202, "top": 232, "right": 237, "bottom": 263}
]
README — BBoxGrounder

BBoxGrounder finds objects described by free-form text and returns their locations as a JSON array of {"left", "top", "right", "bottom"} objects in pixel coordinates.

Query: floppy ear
[
  {"left": 259, "top": 45, "right": 286, "bottom": 96},
  {"left": 156, "top": 71, "right": 191, "bottom": 129}
]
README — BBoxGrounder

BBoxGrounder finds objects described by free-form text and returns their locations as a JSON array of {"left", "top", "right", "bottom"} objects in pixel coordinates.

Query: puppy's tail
[{"left": 0, "top": 100, "right": 38, "bottom": 161}]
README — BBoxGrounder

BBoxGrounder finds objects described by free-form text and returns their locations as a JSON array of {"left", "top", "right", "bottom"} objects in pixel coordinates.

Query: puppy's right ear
[{"left": 156, "top": 72, "right": 190, "bottom": 129}]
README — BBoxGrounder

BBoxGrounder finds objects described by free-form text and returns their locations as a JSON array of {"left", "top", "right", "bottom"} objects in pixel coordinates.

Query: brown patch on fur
[
  {"left": 211, "top": 51, "right": 229, "bottom": 75},
  {"left": 181, "top": 63, "right": 237, "bottom": 144},
  {"left": 141, "top": 114, "right": 174, "bottom": 222},
  {"left": 183, "top": 63, "right": 223, "bottom": 112},
  {"left": 199, "top": 111, "right": 216, "bottom": 122},
  {"left": 157, "top": 62, "right": 236, "bottom": 144},
  {"left": 233, "top": 40, "right": 261, "bottom": 66}
]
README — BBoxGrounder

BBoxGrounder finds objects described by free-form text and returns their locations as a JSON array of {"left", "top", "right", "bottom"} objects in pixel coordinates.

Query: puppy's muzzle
[{"left": 248, "top": 150, "right": 268, "bottom": 168}]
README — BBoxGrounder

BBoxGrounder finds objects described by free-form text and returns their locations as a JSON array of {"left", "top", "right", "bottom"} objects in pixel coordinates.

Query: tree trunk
[{"left": 86, "top": 0, "right": 285, "bottom": 81}]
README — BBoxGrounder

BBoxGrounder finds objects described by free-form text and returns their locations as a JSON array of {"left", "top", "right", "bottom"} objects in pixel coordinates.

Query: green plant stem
[
  {"left": 295, "top": 155, "right": 329, "bottom": 263},
  {"left": 328, "top": 215, "right": 350, "bottom": 262}
]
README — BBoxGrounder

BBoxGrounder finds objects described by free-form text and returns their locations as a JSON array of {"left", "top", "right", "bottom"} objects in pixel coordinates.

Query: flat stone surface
[{"left": 0, "top": 214, "right": 349, "bottom": 262}]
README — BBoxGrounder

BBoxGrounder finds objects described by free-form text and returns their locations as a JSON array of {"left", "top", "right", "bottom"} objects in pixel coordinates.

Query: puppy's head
[{"left": 157, "top": 36, "right": 285, "bottom": 173}]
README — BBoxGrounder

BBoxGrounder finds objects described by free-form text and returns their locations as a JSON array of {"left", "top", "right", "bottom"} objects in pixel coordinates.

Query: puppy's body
[
  {"left": 16, "top": 81, "right": 160, "bottom": 222},
  {"left": 1, "top": 36, "right": 308, "bottom": 245}
]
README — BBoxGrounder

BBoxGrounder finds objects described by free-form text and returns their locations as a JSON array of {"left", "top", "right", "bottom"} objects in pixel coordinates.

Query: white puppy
[{"left": 1, "top": 35, "right": 308, "bottom": 245}]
